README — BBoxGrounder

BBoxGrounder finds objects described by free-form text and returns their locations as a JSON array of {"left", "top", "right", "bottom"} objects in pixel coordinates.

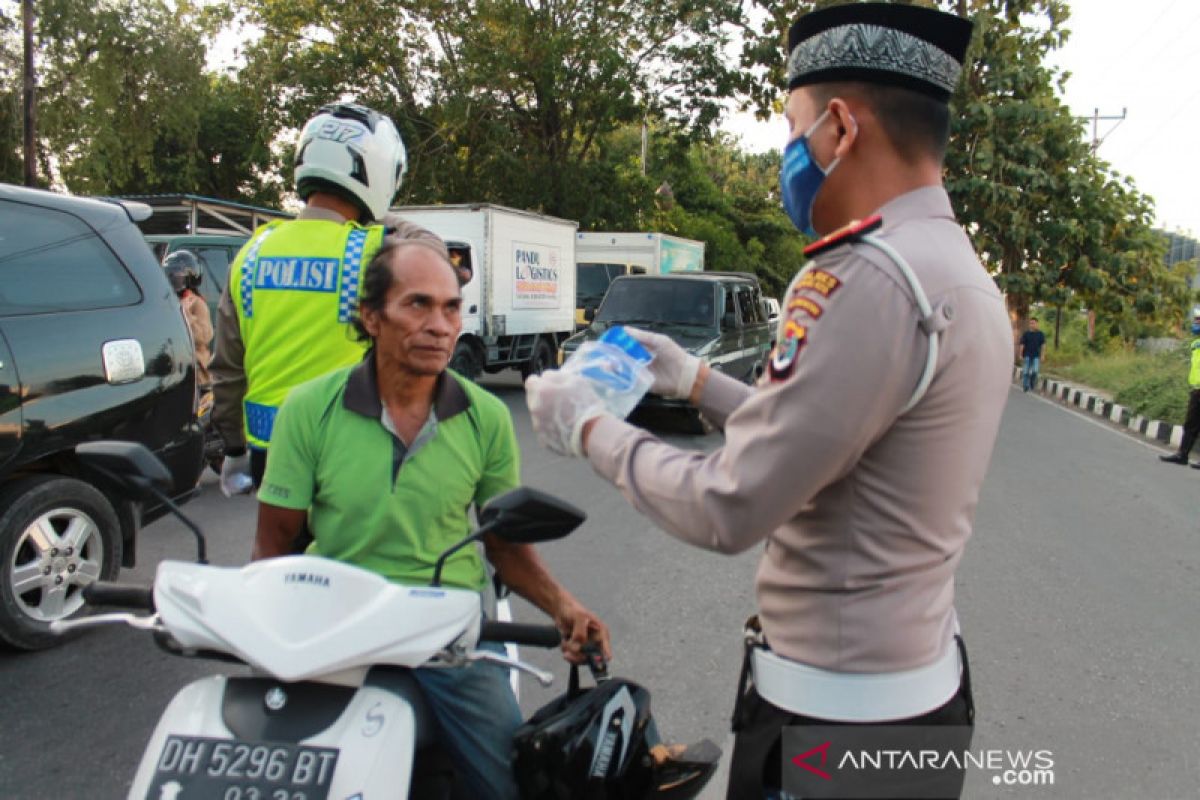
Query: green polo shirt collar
[
  {"left": 343, "top": 351, "right": 470, "bottom": 422},
  {"left": 259, "top": 356, "right": 520, "bottom": 590},
  {"left": 343, "top": 352, "right": 471, "bottom": 483}
]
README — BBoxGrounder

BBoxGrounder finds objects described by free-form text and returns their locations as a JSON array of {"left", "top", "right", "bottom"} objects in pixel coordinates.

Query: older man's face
[{"left": 363, "top": 245, "right": 462, "bottom": 376}]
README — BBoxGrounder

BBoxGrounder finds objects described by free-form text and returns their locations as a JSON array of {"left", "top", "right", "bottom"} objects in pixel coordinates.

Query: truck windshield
[
  {"left": 577, "top": 263, "right": 625, "bottom": 304},
  {"left": 595, "top": 279, "right": 716, "bottom": 328}
]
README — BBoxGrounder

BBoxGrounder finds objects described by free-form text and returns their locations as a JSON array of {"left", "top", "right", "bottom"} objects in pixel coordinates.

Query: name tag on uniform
[{"left": 254, "top": 258, "right": 340, "bottom": 292}]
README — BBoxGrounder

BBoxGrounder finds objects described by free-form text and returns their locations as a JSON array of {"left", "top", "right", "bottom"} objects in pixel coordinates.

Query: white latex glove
[
  {"left": 525, "top": 371, "right": 608, "bottom": 457},
  {"left": 624, "top": 327, "right": 701, "bottom": 400},
  {"left": 219, "top": 452, "right": 254, "bottom": 497}
]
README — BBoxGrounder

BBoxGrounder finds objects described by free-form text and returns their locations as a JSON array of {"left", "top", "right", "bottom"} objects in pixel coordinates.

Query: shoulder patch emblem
[
  {"left": 795, "top": 269, "right": 842, "bottom": 298},
  {"left": 768, "top": 320, "right": 808, "bottom": 381},
  {"left": 802, "top": 214, "right": 884, "bottom": 259},
  {"left": 786, "top": 295, "right": 824, "bottom": 319}
]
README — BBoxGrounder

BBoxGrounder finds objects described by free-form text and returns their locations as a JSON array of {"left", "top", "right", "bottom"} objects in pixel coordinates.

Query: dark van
[{"left": 0, "top": 184, "right": 204, "bottom": 649}]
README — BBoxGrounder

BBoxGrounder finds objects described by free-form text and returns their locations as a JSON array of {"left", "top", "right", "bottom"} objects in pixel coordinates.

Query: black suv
[
  {"left": 559, "top": 273, "right": 774, "bottom": 421},
  {"left": 0, "top": 184, "right": 204, "bottom": 649}
]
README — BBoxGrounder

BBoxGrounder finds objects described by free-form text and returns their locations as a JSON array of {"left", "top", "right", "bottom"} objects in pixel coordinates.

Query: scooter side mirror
[
  {"left": 76, "top": 441, "right": 173, "bottom": 502},
  {"left": 75, "top": 441, "right": 209, "bottom": 564},
  {"left": 478, "top": 488, "right": 586, "bottom": 544}
]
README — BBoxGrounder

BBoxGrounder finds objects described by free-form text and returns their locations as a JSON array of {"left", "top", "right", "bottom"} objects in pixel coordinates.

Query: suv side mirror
[
  {"left": 584, "top": 307, "right": 596, "bottom": 322},
  {"left": 479, "top": 487, "right": 586, "bottom": 544}
]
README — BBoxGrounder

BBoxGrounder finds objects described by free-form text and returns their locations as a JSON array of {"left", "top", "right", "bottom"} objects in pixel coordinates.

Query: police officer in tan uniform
[{"left": 527, "top": 3, "right": 1011, "bottom": 797}]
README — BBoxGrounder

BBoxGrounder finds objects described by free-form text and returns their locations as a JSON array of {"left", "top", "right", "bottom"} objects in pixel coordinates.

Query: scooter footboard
[{"left": 127, "top": 675, "right": 418, "bottom": 800}]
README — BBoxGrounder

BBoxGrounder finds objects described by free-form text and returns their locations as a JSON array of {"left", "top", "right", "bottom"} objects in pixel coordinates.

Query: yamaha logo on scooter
[
  {"left": 284, "top": 572, "right": 331, "bottom": 588},
  {"left": 264, "top": 687, "right": 288, "bottom": 712}
]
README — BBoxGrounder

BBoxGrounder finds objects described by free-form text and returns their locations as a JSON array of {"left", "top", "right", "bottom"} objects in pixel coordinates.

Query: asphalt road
[{"left": 1, "top": 374, "right": 1197, "bottom": 799}]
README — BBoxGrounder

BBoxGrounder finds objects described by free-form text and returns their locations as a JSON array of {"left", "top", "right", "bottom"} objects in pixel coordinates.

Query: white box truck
[
  {"left": 574, "top": 232, "right": 705, "bottom": 326},
  {"left": 391, "top": 204, "right": 578, "bottom": 380}
]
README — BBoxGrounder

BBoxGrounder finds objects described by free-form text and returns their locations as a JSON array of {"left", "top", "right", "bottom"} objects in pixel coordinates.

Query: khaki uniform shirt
[
  {"left": 180, "top": 291, "right": 212, "bottom": 388},
  {"left": 587, "top": 186, "right": 1012, "bottom": 673},
  {"left": 211, "top": 207, "right": 447, "bottom": 450}
]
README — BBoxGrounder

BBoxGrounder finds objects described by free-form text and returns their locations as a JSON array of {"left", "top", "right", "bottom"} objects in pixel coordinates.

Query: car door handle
[{"left": 470, "top": 305, "right": 478, "bottom": 314}]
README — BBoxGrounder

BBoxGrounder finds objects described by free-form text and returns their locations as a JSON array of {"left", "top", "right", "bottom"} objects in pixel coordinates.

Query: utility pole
[
  {"left": 22, "top": 0, "right": 36, "bottom": 187},
  {"left": 1065, "top": 108, "right": 1126, "bottom": 345},
  {"left": 1087, "top": 107, "right": 1126, "bottom": 152},
  {"left": 640, "top": 119, "right": 648, "bottom": 177}
]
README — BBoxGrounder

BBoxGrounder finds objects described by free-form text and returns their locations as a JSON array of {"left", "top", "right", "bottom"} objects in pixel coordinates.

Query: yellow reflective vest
[
  {"left": 231, "top": 218, "right": 386, "bottom": 448},
  {"left": 1190, "top": 338, "right": 1200, "bottom": 389}
]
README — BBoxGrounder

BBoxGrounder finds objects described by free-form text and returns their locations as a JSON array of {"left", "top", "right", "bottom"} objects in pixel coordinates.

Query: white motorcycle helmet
[{"left": 294, "top": 103, "right": 407, "bottom": 222}]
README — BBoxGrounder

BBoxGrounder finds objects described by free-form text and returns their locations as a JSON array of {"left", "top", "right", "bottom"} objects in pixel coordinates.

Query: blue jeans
[
  {"left": 1022, "top": 355, "right": 1040, "bottom": 391},
  {"left": 414, "top": 640, "right": 522, "bottom": 799}
]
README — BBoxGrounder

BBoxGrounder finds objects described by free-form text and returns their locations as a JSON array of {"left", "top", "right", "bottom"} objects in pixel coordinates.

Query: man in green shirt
[{"left": 253, "top": 237, "right": 610, "bottom": 799}]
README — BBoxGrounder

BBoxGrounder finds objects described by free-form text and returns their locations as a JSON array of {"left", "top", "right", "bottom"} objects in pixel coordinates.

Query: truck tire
[
  {"left": 520, "top": 339, "right": 555, "bottom": 381},
  {"left": 0, "top": 475, "right": 121, "bottom": 650},
  {"left": 450, "top": 340, "right": 483, "bottom": 382}
]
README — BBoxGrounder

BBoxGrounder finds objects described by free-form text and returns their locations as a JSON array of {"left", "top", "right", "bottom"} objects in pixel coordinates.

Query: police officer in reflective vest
[
  {"left": 211, "top": 103, "right": 444, "bottom": 495},
  {"left": 526, "top": 3, "right": 1011, "bottom": 797},
  {"left": 1158, "top": 306, "right": 1200, "bottom": 467}
]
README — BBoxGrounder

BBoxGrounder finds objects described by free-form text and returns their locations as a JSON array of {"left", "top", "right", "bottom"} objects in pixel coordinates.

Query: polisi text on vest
[{"left": 255, "top": 257, "right": 341, "bottom": 292}]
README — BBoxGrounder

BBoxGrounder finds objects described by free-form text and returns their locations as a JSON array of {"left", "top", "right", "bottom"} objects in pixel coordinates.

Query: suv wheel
[{"left": 0, "top": 476, "right": 121, "bottom": 650}]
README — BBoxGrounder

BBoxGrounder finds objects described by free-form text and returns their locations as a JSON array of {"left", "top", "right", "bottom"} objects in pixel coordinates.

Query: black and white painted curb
[{"left": 1013, "top": 367, "right": 1182, "bottom": 449}]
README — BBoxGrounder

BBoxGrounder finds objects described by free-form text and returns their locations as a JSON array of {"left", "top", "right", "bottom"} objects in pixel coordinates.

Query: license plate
[{"left": 146, "top": 735, "right": 339, "bottom": 800}]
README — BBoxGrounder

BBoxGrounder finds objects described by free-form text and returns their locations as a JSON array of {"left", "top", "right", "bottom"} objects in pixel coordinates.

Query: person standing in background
[
  {"left": 1019, "top": 317, "right": 1046, "bottom": 392},
  {"left": 1159, "top": 307, "right": 1200, "bottom": 467}
]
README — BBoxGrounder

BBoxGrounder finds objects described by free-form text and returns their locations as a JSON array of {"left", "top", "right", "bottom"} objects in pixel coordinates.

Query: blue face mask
[{"left": 780, "top": 110, "right": 842, "bottom": 236}]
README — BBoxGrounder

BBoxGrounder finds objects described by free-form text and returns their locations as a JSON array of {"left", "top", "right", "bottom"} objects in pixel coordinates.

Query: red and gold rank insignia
[
  {"left": 802, "top": 214, "right": 883, "bottom": 259},
  {"left": 794, "top": 269, "right": 842, "bottom": 298},
  {"left": 768, "top": 320, "right": 808, "bottom": 381}
]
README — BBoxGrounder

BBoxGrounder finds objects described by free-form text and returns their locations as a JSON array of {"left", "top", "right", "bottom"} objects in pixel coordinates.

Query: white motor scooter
[{"left": 54, "top": 442, "right": 579, "bottom": 800}]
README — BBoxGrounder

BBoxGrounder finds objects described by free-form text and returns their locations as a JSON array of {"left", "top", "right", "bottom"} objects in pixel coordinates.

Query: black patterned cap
[{"left": 787, "top": 2, "right": 974, "bottom": 102}]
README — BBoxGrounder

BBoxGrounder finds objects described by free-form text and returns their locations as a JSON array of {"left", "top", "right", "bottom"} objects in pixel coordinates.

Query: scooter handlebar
[
  {"left": 479, "top": 621, "right": 562, "bottom": 648},
  {"left": 82, "top": 582, "right": 155, "bottom": 611}
]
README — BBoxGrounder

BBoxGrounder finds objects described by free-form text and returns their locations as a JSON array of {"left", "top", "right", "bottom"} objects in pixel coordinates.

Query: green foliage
[
  {"left": 1046, "top": 305, "right": 1192, "bottom": 423},
  {"left": 648, "top": 138, "right": 803, "bottom": 296},
  {"left": 0, "top": 4, "right": 26, "bottom": 184},
  {"left": 35, "top": 0, "right": 206, "bottom": 193},
  {"left": 10, "top": 0, "right": 273, "bottom": 201},
  {"left": 6, "top": 0, "right": 1189, "bottom": 335},
  {"left": 1056, "top": 346, "right": 1192, "bottom": 424},
  {"left": 236, "top": 0, "right": 755, "bottom": 214},
  {"left": 942, "top": 0, "right": 1188, "bottom": 336}
]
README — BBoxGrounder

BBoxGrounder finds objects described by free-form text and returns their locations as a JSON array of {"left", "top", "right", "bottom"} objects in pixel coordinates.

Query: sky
[{"left": 722, "top": 0, "right": 1200, "bottom": 234}]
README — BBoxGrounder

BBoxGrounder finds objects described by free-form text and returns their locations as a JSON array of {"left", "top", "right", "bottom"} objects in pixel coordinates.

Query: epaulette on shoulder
[{"left": 802, "top": 214, "right": 883, "bottom": 259}]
